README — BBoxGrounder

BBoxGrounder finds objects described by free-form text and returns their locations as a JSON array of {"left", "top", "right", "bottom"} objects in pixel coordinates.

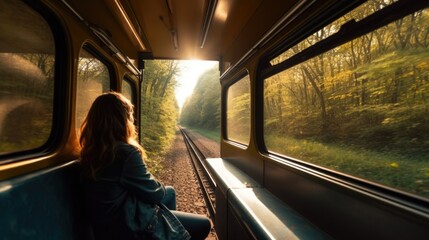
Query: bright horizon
[{"left": 175, "top": 60, "right": 218, "bottom": 109}]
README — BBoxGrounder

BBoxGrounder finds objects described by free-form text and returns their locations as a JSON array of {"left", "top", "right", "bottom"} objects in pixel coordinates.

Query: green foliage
[
  {"left": 140, "top": 60, "right": 179, "bottom": 172},
  {"left": 180, "top": 67, "right": 220, "bottom": 130},
  {"left": 0, "top": 53, "right": 54, "bottom": 154},
  {"left": 226, "top": 76, "right": 251, "bottom": 143},
  {"left": 265, "top": 134, "right": 429, "bottom": 197},
  {"left": 262, "top": 2, "right": 429, "bottom": 196},
  {"left": 0, "top": 53, "right": 54, "bottom": 98}
]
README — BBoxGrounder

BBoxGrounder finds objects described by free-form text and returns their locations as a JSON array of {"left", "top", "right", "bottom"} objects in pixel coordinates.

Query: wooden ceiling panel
[{"left": 60, "top": 0, "right": 319, "bottom": 65}]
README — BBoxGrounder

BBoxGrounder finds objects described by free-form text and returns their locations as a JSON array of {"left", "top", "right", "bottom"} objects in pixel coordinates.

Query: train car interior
[{"left": 1, "top": 0, "right": 428, "bottom": 239}]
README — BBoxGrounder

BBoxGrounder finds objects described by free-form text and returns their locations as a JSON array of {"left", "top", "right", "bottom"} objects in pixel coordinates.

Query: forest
[
  {"left": 261, "top": 1, "right": 429, "bottom": 196},
  {"left": 1, "top": 0, "right": 427, "bottom": 198},
  {"left": 179, "top": 67, "right": 221, "bottom": 140},
  {"left": 0, "top": 53, "right": 55, "bottom": 154},
  {"left": 180, "top": 2, "right": 429, "bottom": 198},
  {"left": 140, "top": 60, "right": 179, "bottom": 171}
]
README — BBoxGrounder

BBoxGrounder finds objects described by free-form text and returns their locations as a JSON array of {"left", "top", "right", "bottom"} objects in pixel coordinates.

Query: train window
[
  {"left": 122, "top": 77, "right": 134, "bottom": 103},
  {"left": 76, "top": 48, "right": 111, "bottom": 130},
  {"left": 0, "top": 0, "right": 55, "bottom": 155},
  {"left": 227, "top": 74, "right": 250, "bottom": 145},
  {"left": 270, "top": 1, "right": 391, "bottom": 66},
  {"left": 263, "top": 3, "right": 429, "bottom": 197}
]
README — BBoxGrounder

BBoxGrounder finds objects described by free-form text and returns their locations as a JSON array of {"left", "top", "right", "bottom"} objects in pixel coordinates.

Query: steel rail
[{"left": 179, "top": 127, "right": 216, "bottom": 222}]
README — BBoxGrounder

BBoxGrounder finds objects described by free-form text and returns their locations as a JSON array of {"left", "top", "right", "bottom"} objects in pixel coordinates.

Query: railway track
[{"left": 179, "top": 127, "right": 216, "bottom": 222}]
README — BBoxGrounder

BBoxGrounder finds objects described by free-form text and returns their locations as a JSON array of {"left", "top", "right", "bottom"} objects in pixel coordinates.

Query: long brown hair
[{"left": 79, "top": 92, "right": 142, "bottom": 178}]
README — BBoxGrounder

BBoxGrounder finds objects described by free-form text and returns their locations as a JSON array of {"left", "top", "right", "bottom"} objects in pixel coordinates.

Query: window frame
[
  {"left": 0, "top": 0, "right": 68, "bottom": 163},
  {"left": 75, "top": 44, "right": 115, "bottom": 133},
  {"left": 261, "top": 0, "right": 428, "bottom": 80},
  {"left": 79, "top": 44, "right": 116, "bottom": 90},
  {"left": 224, "top": 70, "right": 251, "bottom": 147},
  {"left": 122, "top": 75, "right": 137, "bottom": 106},
  {"left": 257, "top": 0, "right": 429, "bottom": 205},
  {"left": 122, "top": 75, "right": 138, "bottom": 128}
]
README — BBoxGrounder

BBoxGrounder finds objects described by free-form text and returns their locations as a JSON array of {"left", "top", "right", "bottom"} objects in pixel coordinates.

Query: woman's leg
[
  {"left": 171, "top": 211, "right": 211, "bottom": 240},
  {"left": 161, "top": 186, "right": 177, "bottom": 210},
  {"left": 162, "top": 186, "right": 210, "bottom": 239}
]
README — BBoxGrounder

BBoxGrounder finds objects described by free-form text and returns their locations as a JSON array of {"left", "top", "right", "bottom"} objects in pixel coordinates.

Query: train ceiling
[{"left": 60, "top": 0, "right": 332, "bottom": 67}]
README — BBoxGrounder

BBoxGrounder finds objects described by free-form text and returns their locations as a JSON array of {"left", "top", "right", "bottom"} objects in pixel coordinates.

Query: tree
[
  {"left": 141, "top": 60, "right": 179, "bottom": 159},
  {"left": 180, "top": 66, "right": 220, "bottom": 130},
  {"left": 263, "top": 0, "right": 429, "bottom": 153}
]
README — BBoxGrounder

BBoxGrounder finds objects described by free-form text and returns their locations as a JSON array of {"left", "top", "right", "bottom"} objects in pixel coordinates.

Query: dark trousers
[{"left": 162, "top": 186, "right": 211, "bottom": 240}]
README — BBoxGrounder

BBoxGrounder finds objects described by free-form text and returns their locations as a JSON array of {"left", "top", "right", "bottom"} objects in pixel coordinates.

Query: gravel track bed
[
  {"left": 155, "top": 128, "right": 218, "bottom": 239},
  {"left": 181, "top": 128, "right": 220, "bottom": 158}
]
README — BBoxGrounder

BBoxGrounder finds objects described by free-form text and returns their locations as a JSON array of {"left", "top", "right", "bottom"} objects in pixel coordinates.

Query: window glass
[
  {"left": 227, "top": 75, "right": 250, "bottom": 144},
  {"left": 76, "top": 48, "right": 111, "bottom": 130},
  {"left": 0, "top": 0, "right": 55, "bottom": 154},
  {"left": 270, "top": 0, "right": 398, "bottom": 65},
  {"left": 264, "top": 6, "right": 429, "bottom": 197},
  {"left": 122, "top": 78, "right": 134, "bottom": 103}
]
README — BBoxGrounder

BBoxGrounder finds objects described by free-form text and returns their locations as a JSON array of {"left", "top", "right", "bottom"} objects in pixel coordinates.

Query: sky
[{"left": 175, "top": 60, "right": 218, "bottom": 108}]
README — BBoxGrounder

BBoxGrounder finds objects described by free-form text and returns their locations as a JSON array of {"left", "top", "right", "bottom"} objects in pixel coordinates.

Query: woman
[{"left": 80, "top": 92, "right": 211, "bottom": 240}]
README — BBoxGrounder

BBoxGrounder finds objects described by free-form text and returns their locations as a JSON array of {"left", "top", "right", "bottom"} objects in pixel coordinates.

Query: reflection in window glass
[
  {"left": 264, "top": 7, "right": 429, "bottom": 197},
  {"left": 76, "top": 49, "right": 110, "bottom": 129},
  {"left": 270, "top": 0, "right": 398, "bottom": 65},
  {"left": 227, "top": 75, "right": 250, "bottom": 144},
  {"left": 0, "top": 0, "right": 55, "bottom": 154},
  {"left": 122, "top": 78, "right": 134, "bottom": 103}
]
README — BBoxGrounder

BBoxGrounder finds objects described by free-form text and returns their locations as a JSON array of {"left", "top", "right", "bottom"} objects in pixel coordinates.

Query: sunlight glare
[{"left": 175, "top": 60, "right": 218, "bottom": 109}]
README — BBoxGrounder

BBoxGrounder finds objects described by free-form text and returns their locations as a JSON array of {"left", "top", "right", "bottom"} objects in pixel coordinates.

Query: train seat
[
  {"left": 0, "top": 160, "right": 93, "bottom": 239},
  {"left": 206, "top": 158, "right": 330, "bottom": 240}
]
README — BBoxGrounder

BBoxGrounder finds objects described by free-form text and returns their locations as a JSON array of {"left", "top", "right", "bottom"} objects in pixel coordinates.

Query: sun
[{"left": 175, "top": 60, "right": 218, "bottom": 109}]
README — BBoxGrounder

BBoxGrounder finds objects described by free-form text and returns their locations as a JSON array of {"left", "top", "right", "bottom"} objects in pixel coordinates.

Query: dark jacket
[{"left": 83, "top": 143, "right": 189, "bottom": 240}]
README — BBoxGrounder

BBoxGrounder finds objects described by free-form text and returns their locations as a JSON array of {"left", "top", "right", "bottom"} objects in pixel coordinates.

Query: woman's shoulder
[
  {"left": 116, "top": 141, "right": 136, "bottom": 149},
  {"left": 116, "top": 142, "right": 140, "bottom": 154}
]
